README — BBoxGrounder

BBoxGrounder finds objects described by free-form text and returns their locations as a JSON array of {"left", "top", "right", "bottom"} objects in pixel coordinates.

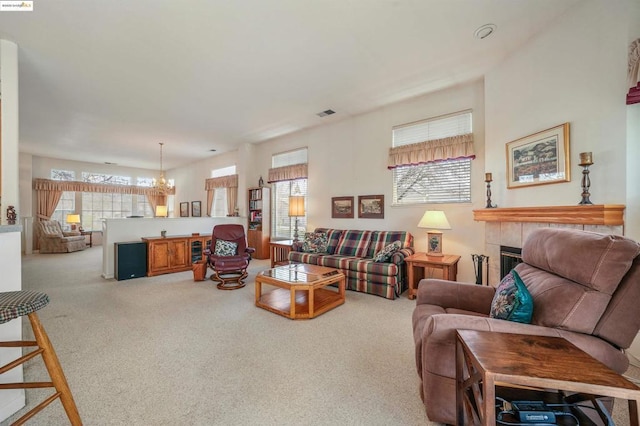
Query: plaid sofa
[{"left": 288, "top": 228, "right": 414, "bottom": 300}]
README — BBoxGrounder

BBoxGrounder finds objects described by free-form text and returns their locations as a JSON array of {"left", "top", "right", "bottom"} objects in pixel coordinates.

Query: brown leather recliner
[
  {"left": 205, "top": 224, "right": 255, "bottom": 290},
  {"left": 412, "top": 228, "right": 640, "bottom": 424}
]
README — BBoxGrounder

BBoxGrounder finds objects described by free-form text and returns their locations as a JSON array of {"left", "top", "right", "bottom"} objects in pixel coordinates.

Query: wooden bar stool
[{"left": 0, "top": 290, "right": 82, "bottom": 425}]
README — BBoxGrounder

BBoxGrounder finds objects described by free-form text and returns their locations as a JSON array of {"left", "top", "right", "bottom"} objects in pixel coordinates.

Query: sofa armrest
[
  {"left": 390, "top": 247, "right": 415, "bottom": 264},
  {"left": 416, "top": 279, "right": 495, "bottom": 315},
  {"left": 63, "top": 231, "right": 81, "bottom": 237}
]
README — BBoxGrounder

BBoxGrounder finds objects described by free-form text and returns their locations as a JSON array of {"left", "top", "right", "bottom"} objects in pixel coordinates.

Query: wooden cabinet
[
  {"left": 142, "top": 234, "right": 211, "bottom": 277},
  {"left": 248, "top": 187, "right": 270, "bottom": 259}
]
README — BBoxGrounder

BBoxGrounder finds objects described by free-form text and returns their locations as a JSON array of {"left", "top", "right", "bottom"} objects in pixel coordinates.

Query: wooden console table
[
  {"left": 405, "top": 253, "right": 460, "bottom": 300},
  {"left": 456, "top": 330, "right": 640, "bottom": 425},
  {"left": 142, "top": 234, "right": 211, "bottom": 277}
]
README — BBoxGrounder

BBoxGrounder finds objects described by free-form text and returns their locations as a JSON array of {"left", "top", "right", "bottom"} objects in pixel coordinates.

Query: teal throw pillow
[
  {"left": 490, "top": 270, "right": 533, "bottom": 324},
  {"left": 214, "top": 240, "right": 238, "bottom": 257},
  {"left": 302, "top": 232, "right": 328, "bottom": 253},
  {"left": 372, "top": 240, "right": 402, "bottom": 263}
]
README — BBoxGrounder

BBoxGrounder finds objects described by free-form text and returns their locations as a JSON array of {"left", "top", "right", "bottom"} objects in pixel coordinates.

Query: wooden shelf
[{"left": 473, "top": 204, "right": 625, "bottom": 226}]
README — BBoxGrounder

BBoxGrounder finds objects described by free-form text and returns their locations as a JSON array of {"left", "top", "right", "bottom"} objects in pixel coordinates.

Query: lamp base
[{"left": 426, "top": 231, "right": 444, "bottom": 257}]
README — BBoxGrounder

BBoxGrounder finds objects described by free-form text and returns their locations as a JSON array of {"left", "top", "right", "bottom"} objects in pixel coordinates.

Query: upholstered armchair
[
  {"left": 412, "top": 228, "right": 640, "bottom": 424},
  {"left": 205, "top": 224, "right": 255, "bottom": 290},
  {"left": 37, "top": 220, "right": 87, "bottom": 253}
]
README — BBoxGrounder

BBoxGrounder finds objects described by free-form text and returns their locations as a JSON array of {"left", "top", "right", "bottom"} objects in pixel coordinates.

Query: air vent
[
  {"left": 209, "top": 149, "right": 217, "bottom": 152},
  {"left": 104, "top": 162, "right": 117, "bottom": 165},
  {"left": 317, "top": 109, "right": 336, "bottom": 117}
]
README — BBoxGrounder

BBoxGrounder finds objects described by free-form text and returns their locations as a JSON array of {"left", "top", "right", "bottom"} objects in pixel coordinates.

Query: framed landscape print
[
  {"left": 506, "top": 123, "right": 570, "bottom": 189},
  {"left": 191, "top": 201, "right": 201, "bottom": 217},
  {"left": 180, "top": 202, "right": 189, "bottom": 217},
  {"left": 358, "top": 195, "right": 384, "bottom": 219},
  {"left": 332, "top": 196, "right": 354, "bottom": 218}
]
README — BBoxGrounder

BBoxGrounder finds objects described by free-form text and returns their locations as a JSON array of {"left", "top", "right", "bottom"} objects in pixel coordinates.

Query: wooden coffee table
[
  {"left": 456, "top": 330, "right": 640, "bottom": 425},
  {"left": 255, "top": 264, "right": 345, "bottom": 320}
]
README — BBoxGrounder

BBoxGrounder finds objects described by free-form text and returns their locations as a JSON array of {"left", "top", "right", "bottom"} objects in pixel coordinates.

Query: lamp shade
[
  {"left": 417, "top": 210, "right": 451, "bottom": 230},
  {"left": 66, "top": 214, "right": 80, "bottom": 224},
  {"left": 155, "top": 205, "right": 168, "bottom": 217},
  {"left": 288, "top": 196, "right": 305, "bottom": 217}
]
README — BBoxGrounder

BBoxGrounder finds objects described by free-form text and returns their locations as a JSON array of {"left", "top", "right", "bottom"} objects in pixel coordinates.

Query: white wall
[
  {"left": 248, "top": 80, "right": 487, "bottom": 284},
  {"left": 485, "top": 0, "right": 630, "bottom": 210}
]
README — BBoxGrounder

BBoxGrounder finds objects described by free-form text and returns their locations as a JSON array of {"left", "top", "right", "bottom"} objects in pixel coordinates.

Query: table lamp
[
  {"left": 66, "top": 214, "right": 81, "bottom": 231},
  {"left": 417, "top": 210, "right": 451, "bottom": 257},
  {"left": 288, "top": 196, "right": 305, "bottom": 242},
  {"left": 155, "top": 205, "right": 168, "bottom": 218}
]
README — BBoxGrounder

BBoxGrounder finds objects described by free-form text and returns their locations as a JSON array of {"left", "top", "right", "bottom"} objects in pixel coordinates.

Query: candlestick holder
[
  {"left": 578, "top": 152, "right": 594, "bottom": 205},
  {"left": 485, "top": 177, "right": 496, "bottom": 208}
]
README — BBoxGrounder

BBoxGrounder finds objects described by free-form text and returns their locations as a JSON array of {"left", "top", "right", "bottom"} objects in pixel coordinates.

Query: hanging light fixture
[{"left": 152, "top": 142, "right": 173, "bottom": 194}]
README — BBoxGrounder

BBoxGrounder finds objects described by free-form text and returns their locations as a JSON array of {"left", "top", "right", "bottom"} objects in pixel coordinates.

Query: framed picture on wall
[
  {"left": 180, "top": 202, "right": 189, "bottom": 217},
  {"left": 506, "top": 122, "right": 570, "bottom": 189},
  {"left": 191, "top": 201, "right": 202, "bottom": 217},
  {"left": 358, "top": 195, "right": 384, "bottom": 219},
  {"left": 331, "top": 196, "right": 354, "bottom": 218}
]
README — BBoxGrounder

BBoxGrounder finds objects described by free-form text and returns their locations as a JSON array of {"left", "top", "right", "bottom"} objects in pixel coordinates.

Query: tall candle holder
[
  {"left": 578, "top": 152, "right": 594, "bottom": 205},
  {"left": 485, "top": 173, "right": 496, "bottom": 208}
]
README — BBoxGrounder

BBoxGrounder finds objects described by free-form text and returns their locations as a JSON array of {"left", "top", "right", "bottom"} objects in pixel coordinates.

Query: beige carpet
[
  {"left": 3, "top": 248, "right": 639, "bottom": 425},
  {"left": 2, "top": 248, "right": 432, "bottom": 425}
]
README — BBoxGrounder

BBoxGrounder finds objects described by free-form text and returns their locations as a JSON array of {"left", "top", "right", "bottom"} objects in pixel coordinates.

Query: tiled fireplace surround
[{"left": 473, "top": 204, "right": 626, "bottom": 285}]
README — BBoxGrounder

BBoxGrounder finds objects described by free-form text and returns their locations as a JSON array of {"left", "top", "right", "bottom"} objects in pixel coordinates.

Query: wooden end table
[
  {"left": 255, "top": 264, "right": 345, "bottom": 320},
  {"left": 80, "top": 230, "right": 93, "bottom": 247},
  {"left": 456, "top": 329, "right": 640, "bottom": 425},
  {"left": 269, "top": 239, "right": 294, "bottom": 268},
  {"left": 405, "top": 253, "right": 460, "bottom": 299}
]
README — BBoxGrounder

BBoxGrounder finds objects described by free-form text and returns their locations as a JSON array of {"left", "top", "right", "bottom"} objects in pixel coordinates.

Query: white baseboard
[{"left": 0, "top": 390, "right": 25, "bottom": 423}]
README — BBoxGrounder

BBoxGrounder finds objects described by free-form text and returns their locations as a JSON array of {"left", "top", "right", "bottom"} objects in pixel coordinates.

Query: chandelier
[{"left": 152, "top": 142, "right": 173, "bottom": 194}]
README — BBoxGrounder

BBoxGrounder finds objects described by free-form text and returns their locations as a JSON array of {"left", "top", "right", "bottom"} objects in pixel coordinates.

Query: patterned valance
[
  {"left": 33, "top": 178, "right": 176, "bottom": 196},
  {"left": 387, "top": 133, "right": 475, "bottom": 170},
  {"left": 267, "top": 163, "right": 308, "bottom": 183},
  {"left": 204, "top": 174, "right": 238, "bottom": 190},
  {"left": 628, "top": 38, "right": 640, "bottom": 105}
]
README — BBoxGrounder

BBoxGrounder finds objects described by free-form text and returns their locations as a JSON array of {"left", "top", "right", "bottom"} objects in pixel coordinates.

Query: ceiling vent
[
  {"left": 210, "top": 149, "right": 217, "bottom": 152},
  {"left": 317, "top": 109, "right": 336, "bottom": 118},
  {"left": 104, "top": 162, "right": 117, "bottom": 165}
]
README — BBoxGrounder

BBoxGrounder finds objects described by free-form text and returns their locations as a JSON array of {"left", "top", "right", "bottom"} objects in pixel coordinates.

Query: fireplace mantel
[{"left": 473, "top": 204, "right": 625, "bottom": 226}]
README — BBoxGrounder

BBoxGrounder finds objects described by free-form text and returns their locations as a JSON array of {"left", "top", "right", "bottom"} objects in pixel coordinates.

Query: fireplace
[{"left": 500, "top": 245, "right": 523, "bottom": 279}]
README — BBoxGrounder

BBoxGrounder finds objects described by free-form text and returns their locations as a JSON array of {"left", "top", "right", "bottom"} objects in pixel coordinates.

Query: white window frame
[{"left": 271, "top": 149, "right": 308, "bottom": 240}]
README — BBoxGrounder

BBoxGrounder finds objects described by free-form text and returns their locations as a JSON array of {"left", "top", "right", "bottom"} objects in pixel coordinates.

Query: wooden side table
[
  {"left": 456, "top": 330, "right": 640, "bottom": 425},
  {"left": 269, "top": 240, "right": 294, "bottom": 268},
  {"left": 80, "top": 230, "right": 93, "bottom": 247},
  {"left": 405, "top": 253, "right": 460, "bottom": 300}
]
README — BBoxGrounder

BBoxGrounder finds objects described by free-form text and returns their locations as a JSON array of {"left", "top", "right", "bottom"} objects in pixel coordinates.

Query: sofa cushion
[
  {"left": 315, "top": 228, "right": 343, "bottom": 255},
  {"left": 372, "top": 241, "right": 402, "bottom": 262},
  {"left": 367, "top": 231, "right": 413, "bottom": 258},
  {"left": 301, "top": 232, "right": 328, "bottom": 253},
  {"left": 522, "top": 228, "right": 640, "bottom": 295},
  {"left": 490, "top": 270, "right": 533, "bottom": 324},
  {"left": 334, "top": 230, "right": 372, "bottom": 257}
]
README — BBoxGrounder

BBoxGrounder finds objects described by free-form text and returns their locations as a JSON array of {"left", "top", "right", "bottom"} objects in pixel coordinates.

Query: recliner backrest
[
  {"left": 211, "top": 224, "right": 247, "bottom": 255},
  {"left": 38, "top": 220, "right": 63, "bottom": 237},
  {"left": 515, "top": 228, "right": 640, "bottom": 337}
]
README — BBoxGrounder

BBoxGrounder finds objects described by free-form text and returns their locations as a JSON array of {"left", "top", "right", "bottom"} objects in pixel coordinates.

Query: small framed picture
[
  {"left": 180, "top": 202, "right": 189, "bottom": 217},
  {"left": 331, "top": 196, "right": 354, "bottom": 218},
  {"left": 358, "top": 195, "right": 384, "bottom": 219},
  {"left": 506, "top": 123, "right": 570, "bottom": 189},
  {"left": 191, "top": 201, "right": 201, "bottom": 217}
]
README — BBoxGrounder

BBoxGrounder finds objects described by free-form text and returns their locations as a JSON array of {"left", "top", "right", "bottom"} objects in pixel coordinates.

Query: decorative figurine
[
  {"left": 578, "top": 152, "right": 594, "bottom": 205},
  {"left": 258, "top": 176, "right": 264, "bottom": 187},
  {"left": 484, "top": 173, "right": 496, "bottom": 208},
  {"left": 7, "top": 205, "right": 17, "bottom": 225}
]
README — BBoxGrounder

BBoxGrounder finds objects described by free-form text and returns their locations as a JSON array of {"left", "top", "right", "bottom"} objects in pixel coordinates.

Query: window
[
  {"left": 81, "top": 192, "right": 133, "bottom": 231},
  {"left": 82, "top": 172, "right": 131, "bottom": 185},
  {"left": 271, "top": 149, "right": 308, "bottom": 240},
  {"left": 210, "top": 166, "right": 236, "bottom": 217},
  {"left": 50, "top": 170, "right": 75, "bottom": 229},
  {"left": 392, "top": 111, "right": 473, "bottom": 205}
]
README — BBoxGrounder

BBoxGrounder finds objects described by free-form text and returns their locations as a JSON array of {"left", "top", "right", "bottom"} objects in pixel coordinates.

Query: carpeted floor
[
  {"left": 2, "top": 248, "right": 433, "bottom": 425},
  {"left": 3, "top": 247, "right": 639, "bottom": 425}
]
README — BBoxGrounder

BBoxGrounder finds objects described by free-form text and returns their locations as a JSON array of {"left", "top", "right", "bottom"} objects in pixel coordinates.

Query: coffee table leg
[
  {"left": 308, "top": 288, "right": 315, "bottom": 318},
  {"left": 255, "top": 280, "right": 262, "bottom": 304},
  {"left": 290, "top": 288, "right": 296, "bottom": 319},
  {"left": 630, "top": 399, "right": 639, "bottom": 426}
]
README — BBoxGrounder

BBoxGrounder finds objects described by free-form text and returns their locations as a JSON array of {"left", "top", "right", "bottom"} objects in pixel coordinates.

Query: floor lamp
[{"left": 288, "top": 196, "right": 305, "bottom": 242}]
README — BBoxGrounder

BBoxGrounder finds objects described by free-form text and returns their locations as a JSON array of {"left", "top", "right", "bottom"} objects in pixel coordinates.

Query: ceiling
[{"left": 0, "top": 0, "right": 579, "bottom": 171}]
